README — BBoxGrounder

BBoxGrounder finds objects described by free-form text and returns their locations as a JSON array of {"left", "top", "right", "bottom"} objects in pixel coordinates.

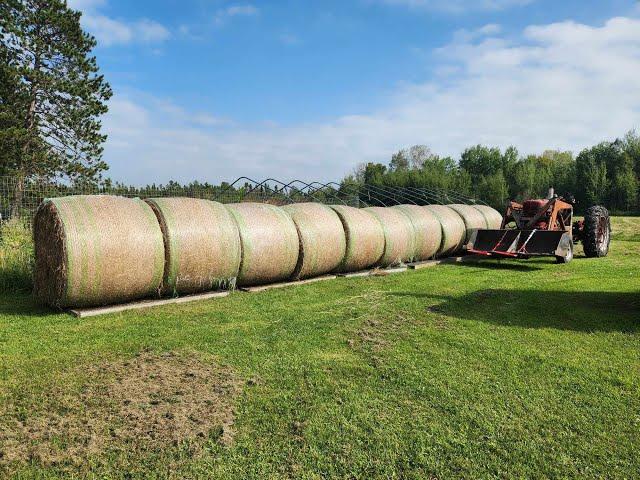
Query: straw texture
[
  {"left": 329, "top": 205, "right": 384, "bottom": 272},
  {"left": 422, "top": 205, "right": 466, "bottom": 256},
  {"left": 33, "top": 195, "right": 164, "bottom": 308},
  {"left": 472, "top": 205, "right": 503, "bottom": 229},
  {"left": 448, "top": 204, "right": 488, "bottom": 243},
  {"left": 365, "top": 207, "right": 415, "bottom": 266},
  {"left": 226, "top": 202, "right": 299, "bottom": 286},
  {"left": 393, "top": 204, "right": 442, "bottom": 261},
  {"left": 281, "top": 203, "right": 346, "bottom": 280},
  {"left": 146, "top": 198, "right": 241, "bottom": 295}
]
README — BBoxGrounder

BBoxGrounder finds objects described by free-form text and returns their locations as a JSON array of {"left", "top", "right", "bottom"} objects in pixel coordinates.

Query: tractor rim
[{"left": 597, "top": 216, "right": 610, "bottom": 253}]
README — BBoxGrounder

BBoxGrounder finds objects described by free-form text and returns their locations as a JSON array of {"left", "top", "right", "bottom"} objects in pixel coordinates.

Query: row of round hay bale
[
  {"left": 329, "top": 205, "right": 385, "bottom": 272},
  {"left": 472, "top": 204, "right": 503, "bottom": 229},
  {"left": 33, "top": 195, "right": 165, "bottom": 308},
  {"left": 281, "top": 203, "right": 346, "bottom": 280},
  {"left": 447, "top": 204, "right": 488, "bottom": 244},
  {"left": 393, "top": 205, "right": 441, "bottom": 261},
  {"left": 33, "top": 196, "right": 504, "bottom": 308},
  {"left": 364, "top": 207, "right": 415, "bottom": 266},
  {"left": 226, "top": 202, "right": 300, "bottom": 286},
  {"left": 146, "top": 198, "right": 241, "bottom": 296},
  {"left": 423, "top": 204, "right": 466, "bottom": 256}
]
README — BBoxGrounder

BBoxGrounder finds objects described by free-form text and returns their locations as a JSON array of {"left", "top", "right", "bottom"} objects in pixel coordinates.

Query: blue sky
[{"left": 67, "top": 0, "right": 640, "bottom": 185}]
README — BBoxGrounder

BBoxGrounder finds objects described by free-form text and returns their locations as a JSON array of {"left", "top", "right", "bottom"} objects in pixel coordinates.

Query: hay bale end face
[
  {"left": 226, "top": 202, "right": 299, "bottom": 286},
  {"left": 447, "top": 204, "right": 488, "bottom": 243},
  {"left": 422, "top": 205, "right": 466, "bottom": 256},
  {"left": 281, "top": 203, "right": 346, "bottom": 280},
  {"left": 393, "top": 204, "right": 442, "bottom": 261},
  {"left": 329, "top": 205, "right": 384, "bottom": 272},
  {"left": 472, "top": 204, "right": 503, "bottom": 229},
  {"left": 365, "top": 207, "right": 416, "bottom": 266},
  {"left": 146, "top": 198, "right": 241, "bottom": 295},
  {"left": 34, "top": 195, "right": 165, "bottom": 308}
]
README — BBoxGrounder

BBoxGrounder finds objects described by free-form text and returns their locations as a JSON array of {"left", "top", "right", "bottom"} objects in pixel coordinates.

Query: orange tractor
[{"left": 467, "top": 189, "right": 611, "bottom": 263}]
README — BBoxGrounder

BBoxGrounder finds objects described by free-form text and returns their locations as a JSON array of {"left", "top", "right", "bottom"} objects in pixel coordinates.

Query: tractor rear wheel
[{"left": 583, "top": 205, "right": 611, "bottom": 258}]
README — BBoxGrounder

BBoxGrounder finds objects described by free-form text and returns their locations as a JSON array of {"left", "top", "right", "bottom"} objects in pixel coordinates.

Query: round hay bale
[
  {"left": 472, "top": 204, "right": 503, "bottom": 229},
  {"left": 329, "top": 205, "right": 384, "bottom": 272},
  {"left": 146, "top": 198, "right": 241, "bottom": 295},
  {"left": 422, "top": 205, "right": 466, "bottom": 256},
  {"left": 226, "top": 203, "right": 299, "bottom": 286},
  {"left": 364, "top": 207, "right": 415, "bottom": 266},
  {"left": 33, "top": 195, "right": 165, "bottom": 308},
  {"left": 393, "top": 204, "right": 442, "bottom": 261},
  {"left": 281, "top": 203, "right": 346, "bottom": 280},
  {"left": 447, "top": 204, "right": 488, "bottom": 244}
]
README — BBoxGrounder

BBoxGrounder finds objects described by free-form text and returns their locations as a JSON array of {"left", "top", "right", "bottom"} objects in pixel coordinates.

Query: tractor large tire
[{"left": 583, "top": 205, "right": 611, "bottom": 258}]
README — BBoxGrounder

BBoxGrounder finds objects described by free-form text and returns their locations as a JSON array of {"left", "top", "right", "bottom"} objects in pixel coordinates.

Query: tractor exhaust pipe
[{"left": 547, "top": 187, "right": 555, "bottom": 199}]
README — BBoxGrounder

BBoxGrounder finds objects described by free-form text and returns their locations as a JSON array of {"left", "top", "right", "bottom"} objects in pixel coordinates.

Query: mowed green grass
[{"left": 0, "top": 218, "right": 638, "bottom": 479}]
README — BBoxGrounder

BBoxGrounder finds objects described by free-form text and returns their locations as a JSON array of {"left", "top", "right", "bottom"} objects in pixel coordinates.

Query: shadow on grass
[
  {"left": 392, "top": 289, "right": 640, "bottom": 333},
  {"left": 455, "top": 260, "right": 543, "bottom": 272},
  {"left": 0, "top": 292, "right": 54, "bottom": 317}
]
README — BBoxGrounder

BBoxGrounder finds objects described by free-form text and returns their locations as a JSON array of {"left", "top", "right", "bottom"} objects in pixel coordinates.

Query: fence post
[{"left": 9, "top": 176, "right": 24, "bottom": 220}]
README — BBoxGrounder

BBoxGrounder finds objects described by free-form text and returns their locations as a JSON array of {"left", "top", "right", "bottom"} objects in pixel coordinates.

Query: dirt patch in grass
[
  {"left": 0, "top": 350, "right": 242, "bottom": 468},
  {"left": 343, "top": 290, "right": 417, "bottom": 353}
]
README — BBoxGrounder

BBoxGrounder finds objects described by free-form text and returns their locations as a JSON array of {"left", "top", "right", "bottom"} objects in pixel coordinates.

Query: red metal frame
[
  {"left": 500, "top": 198, "right": 573, "bottom": 235},
  {"left": 467, "top": 196, "right": 574, "bottom": 258}
]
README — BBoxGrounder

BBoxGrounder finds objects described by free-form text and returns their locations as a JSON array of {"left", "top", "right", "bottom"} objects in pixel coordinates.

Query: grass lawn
[{"left": 0, "top": 217, "right": 638, "bottom": 478}]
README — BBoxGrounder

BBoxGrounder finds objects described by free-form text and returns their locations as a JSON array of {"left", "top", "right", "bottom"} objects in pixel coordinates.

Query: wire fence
[{"left": 0, "top": 175, "right": 487, "bottom": 224}]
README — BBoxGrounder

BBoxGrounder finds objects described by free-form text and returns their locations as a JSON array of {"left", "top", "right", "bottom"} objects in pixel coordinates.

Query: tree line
[
  {"left": 2, "top": 1, "right": 638, "bottom": 217},
  {"left": 343, "top": 132, "right": 640, "bottom": 213}
]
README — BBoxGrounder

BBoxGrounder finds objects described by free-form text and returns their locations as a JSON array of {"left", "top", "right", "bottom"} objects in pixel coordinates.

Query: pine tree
[{"left": 0, "top": 0, "right": 112, "bottom": 217}]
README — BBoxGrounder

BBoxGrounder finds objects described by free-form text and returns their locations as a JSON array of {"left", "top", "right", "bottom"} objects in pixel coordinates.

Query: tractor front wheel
[{"left": 583, "top": 205, "right": 611, "bottom": 258}]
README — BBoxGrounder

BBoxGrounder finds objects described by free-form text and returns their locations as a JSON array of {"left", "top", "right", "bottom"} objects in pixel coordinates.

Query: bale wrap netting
[
  {"left": 146, "top": 198, "right": 241, "bottom": 295},
  {"left": 329, "top": 205, "right": 384, "bottom": 272},
  {"left": 226, "top": 202, "right": 299, "bottom": 286},
  {"left": 472, "top": 204, "right": 503, "bottom": 229},
  {"left": 365, "top": 207, "right": 416, "bottom": 266},
  {"left": 281, "top": 203, "right": 346, "bottom": 280},
  {"left": 447, "top": 204, "right": 488, "bottom": 244},
  {"left": 422, "top": 205, "right": 466, "bottom": 256},
  {"left": 34, "top": 195, "right": 165, "bottom": 308},
  {"left": 393, "top": 204, "right": 441, "bottom": 261}
]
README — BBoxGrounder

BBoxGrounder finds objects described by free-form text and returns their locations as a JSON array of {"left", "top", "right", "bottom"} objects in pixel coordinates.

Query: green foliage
[
  {"left": 576, "top": 140, "right": 638, "bottom": 210},
  {"left": 0, "top": 0, "right": 112, "bottom": 215},
  {"left": 0, "top": 219, "right": 33, "bottom": 292},
  {"left": 345, "top": 131, "right": 640, "bottom": 212}
]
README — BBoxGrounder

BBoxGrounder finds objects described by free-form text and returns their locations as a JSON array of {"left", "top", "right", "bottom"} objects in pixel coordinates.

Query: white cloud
[
  {"left": 451, "top": 23, "right": 502, "bottom": 43},
  {"left": 66, "top": 0, "right": 106, "bottom": 10},
  {"left": 102, "top": 16, "right": 640, "bottom": 185},
  {"left": 380, "top": 0, "right": 534, "bottom": 13},
  {"left": 83, "top": 14, "right": 133, "bottom": 45},
  {"left": 214, "top": 4, "right": 259, "bottom": 26},
  {"left": 82, "top": 16, "right": 169, "bottom": 46},
  {"left": 68, "top": 0, "right": 169, "bottom": 46}
]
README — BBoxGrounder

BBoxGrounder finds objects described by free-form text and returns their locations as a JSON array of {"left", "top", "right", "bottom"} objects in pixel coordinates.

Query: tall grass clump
[{"left": 0, "top": 220, "right": 34, "bottom": 292}]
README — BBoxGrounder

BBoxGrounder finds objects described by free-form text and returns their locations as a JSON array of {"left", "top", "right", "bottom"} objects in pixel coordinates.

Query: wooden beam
[
  {"left": 69, "top": 291, "right": 230, "bottom": 318},
  {"left": 408, "top": 255, "right": 482, "bottom": 269},
  {"left": 241, "top": 275, "right": 337, "bottom": 293}
]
